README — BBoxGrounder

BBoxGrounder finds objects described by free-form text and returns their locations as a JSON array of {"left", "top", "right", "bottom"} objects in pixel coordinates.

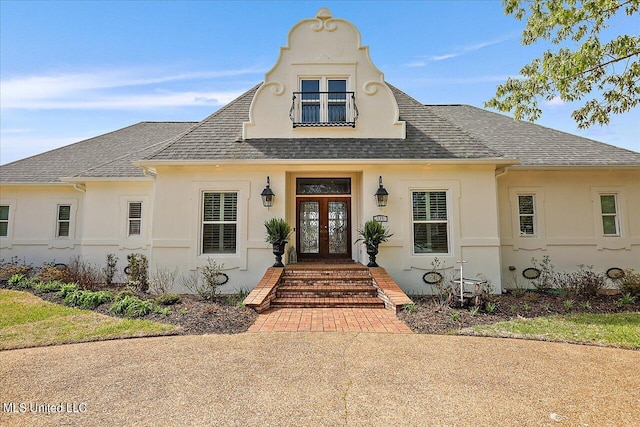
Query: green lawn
[
  {"left": 468, "top": 312, "right": 640, "bottom": 349},
  {"left": 0, "top": 289, "right": 178, "bottom": 350}
]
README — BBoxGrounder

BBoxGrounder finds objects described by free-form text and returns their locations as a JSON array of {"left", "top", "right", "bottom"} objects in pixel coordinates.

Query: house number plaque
[{"left": 372, "top": 215, "right": 388, "bottom": 222}]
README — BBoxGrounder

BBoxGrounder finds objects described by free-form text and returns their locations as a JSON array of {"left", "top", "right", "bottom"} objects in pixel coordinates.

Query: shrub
[
  {"left": 109, "top": 295, "right": 153, "bottom": 318},
  {"left": 0, "top": 257, "right": 33, "bottom": 281},
  {"left": 126, "top": 253, "right": 149, "bottom": 292},
  {"left": 616, "top": 293, "right": 637, "bottom": 307},
  {"left": 426, "top": 257, "right": 454, "bottom": 307},
  {"left": 58, "top": 283, "right": 79, "bottom": 298},
  {"left": 149, "top": 266, "right": 178, "bottom": 295},
  {"left": 402, "top": 303, "right": 418, "bottom": 313},
  {"left": 115, "top": 289, "right": 135, "bottom": 301},
  {"left": 66, "top": 256, "right": 103, "bottom": 290},
  {"left": 103, "top": 254, "right": 119, "bottom": 285},
  {"left": 553, "top": 265, "right": 607, "bottom": 297},
  {"left": 224, "top": 287, "right": 250, "bottom": 307},
  {"left": 64, "top": 290, "right": 114, "bottom": 309},
  {"left": 8, "top": 274, "right": 34, "bottom": 289},
  {"left": 154, "top": 293, "right": 181, "bottom": 306},
  {"left": 181, "top": 259, "right": 226, "bottom": 301},
  {"left": 615, "top": 268, "right": 640, "bottom": 297},
  {"left": 34, "top": 280, "right": 64, "bottom": 293},
  {"left": 530, "top": 256, "right": 556, "bottom": 291},
  {"left": 35, "top": 263, "right": 70, "bottom": 283}
]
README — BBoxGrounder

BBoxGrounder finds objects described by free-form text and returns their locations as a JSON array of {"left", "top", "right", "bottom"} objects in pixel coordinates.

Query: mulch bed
[
  {"left": 3, "top": 281, "right": 638, "bottom": 336},
  {"left": 7, "top": 284, "right": 257, "bottom": 335},
  {"left": 398, "top": 292, "right": 640, "bottom": 334}
]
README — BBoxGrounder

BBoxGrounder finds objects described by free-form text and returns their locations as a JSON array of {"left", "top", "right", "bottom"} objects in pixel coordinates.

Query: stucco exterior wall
[
  {"left": 78, "top": 181, "right": 154, "bottom": 267},
  {"left": 147, "top": 163, "right": 502, "bottom": 294},
  {"left": 497, "top": 168, "right": 640, "bottom": 289},
  {"left": 0, "top": 185, "right": 83, "bottom": 265},
  {"left": 243, "top": 9, "right": 405, "bottom": 139}
]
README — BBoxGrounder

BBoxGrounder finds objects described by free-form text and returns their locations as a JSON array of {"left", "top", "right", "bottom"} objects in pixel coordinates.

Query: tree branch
[{"left": 559, "top": 51, "right": 640, "bottom": 81}]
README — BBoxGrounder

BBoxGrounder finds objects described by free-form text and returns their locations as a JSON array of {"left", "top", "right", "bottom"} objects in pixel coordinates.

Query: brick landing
[{"left": 248, "top": 308, "right": 413, "bottom": 333}]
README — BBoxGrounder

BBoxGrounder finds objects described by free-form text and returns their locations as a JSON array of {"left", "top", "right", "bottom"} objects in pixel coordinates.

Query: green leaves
[{"left": 487, "top": 0, "right": 640, "bottom": 128}]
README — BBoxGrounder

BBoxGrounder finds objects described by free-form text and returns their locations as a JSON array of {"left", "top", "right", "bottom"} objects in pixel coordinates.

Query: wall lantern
[
  {"left": 374, "top": 176, "right": 389, "bottom": 207},
  {"left": 261, "top": 176, "right": 275, "bottom": 208}
]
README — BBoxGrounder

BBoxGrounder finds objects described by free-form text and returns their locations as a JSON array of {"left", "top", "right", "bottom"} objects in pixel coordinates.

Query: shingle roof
[
  {"left": 2, "top": 83, "right": 638, "bottom": 185},
  {"left": 148, "top": 84, "right": 505, "bottom": 161},
  {"left": 426, "top": 104, "right": 640, "bottom": 166},
  {"left": 0, "top": 122, "right": 197, "bottom": 183}
]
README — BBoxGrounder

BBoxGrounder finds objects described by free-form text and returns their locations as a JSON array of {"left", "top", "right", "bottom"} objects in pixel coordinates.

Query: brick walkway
[{"left": 248, "top": 308, "right": 413, "bottom": 333}]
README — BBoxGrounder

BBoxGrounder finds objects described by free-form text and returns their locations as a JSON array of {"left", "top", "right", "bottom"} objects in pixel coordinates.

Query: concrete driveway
[{"left": 1, "top": 333, "right": 638, "bottom": 426}]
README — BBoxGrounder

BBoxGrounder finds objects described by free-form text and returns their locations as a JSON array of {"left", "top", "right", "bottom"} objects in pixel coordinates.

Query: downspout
[
  {"left": 494, "top": 165, "right": 511, "bottom": 293},
  {"left": 495, "top": 166, "right": 511, "bottom": 179},
  {"left": 71, "top": 182, "right": 86, "bottom": 258},
  {"left": 144, "top": 167, "right": 158, "bottom": 271}
]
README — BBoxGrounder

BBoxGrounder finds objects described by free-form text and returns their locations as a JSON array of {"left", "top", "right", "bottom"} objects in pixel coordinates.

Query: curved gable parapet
[{"left": 243, "top": 8, "right": 405, "bottom": 139}]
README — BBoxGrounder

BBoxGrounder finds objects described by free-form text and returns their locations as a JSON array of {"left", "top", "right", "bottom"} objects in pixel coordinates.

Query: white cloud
[
  {"left": 0, "top": 67, "right": 263, "bottom": 110},
  {"left": 544, "top": 96, "right": 566, "bottom": 107},
  {"left": 405, "top": 61, "right": 427, "bottom": 68},
  {"left": 423, "top": 35, "right": 513, "bottom": 62}
]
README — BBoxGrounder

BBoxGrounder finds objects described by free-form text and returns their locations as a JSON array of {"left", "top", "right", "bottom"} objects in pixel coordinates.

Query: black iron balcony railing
[{"left": 289, "top": 91, "right": 358, "bottom": 128}]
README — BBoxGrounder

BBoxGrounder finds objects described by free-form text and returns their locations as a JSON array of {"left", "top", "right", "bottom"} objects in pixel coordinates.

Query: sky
[{"left": 1, "top": 0, "right": 639, "bottom": 165}]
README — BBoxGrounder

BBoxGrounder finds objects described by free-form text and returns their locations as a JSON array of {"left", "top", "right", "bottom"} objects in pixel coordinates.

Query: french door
[{"left": 296, "top": 197, "right": 351, "bottom": 260}]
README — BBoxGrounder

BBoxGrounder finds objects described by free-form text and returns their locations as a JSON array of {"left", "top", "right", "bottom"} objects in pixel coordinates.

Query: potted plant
[
  {"left": 355, "top": 220, "right": 393, "bottom": 267},
  {"left": 265, "top": 218, "right": 292, "bottom": 267}
]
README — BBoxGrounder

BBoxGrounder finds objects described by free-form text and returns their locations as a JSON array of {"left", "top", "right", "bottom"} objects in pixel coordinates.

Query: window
[
  {"left": 128, "top": 202, "right": 142, "bottom": 236},
  {"left": 0, "top": 205, "right": 8, "bottom": 237},
  {"left": 412, "top": 191, "right": 449, "bottom": 254},
  {"left": 600, "top": 194, "right": 619, "bottom": 236},
  {"left": 518, "top": 195, "right": 535, "bottom": 236},
  {"left": 57, "top": 205, "right": 71, "bottom": 238},
  {"left": 291, "top": 78, "right": 356, "bottom": 127},
  {"left": 202, "top": 192, "right": 237, "bottom": 254}
]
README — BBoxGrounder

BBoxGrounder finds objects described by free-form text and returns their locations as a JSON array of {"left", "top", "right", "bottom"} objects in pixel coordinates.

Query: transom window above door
[{"left": 290, "top": 78, "right": 358, "bottom": 127}]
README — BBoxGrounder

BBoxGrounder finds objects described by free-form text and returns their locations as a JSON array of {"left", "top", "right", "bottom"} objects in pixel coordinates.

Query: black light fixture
[
  {"left": 374, "top": 176, "right": 388, "bottom": 207},
  {"left": 261, "top": 176, "right": 275, "bottom": 208}
]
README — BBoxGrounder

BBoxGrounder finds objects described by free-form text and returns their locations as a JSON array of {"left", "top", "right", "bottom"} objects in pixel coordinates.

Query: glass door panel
[
  {"left": 299, "top": 201, "right": 319, "bottom": 254},
  {"left": 328, "top": 201, "right": 348, "bottom": 254}
]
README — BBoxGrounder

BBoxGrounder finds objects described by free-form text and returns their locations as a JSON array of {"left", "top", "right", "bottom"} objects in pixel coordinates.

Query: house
[{"left": 1, "top": 8, "right": 639, "bottom": 298}]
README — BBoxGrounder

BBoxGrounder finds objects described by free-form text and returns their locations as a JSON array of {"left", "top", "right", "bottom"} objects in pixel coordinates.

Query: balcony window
[{"left": 290, "top": 78, "right": 358, "bottom": 127}]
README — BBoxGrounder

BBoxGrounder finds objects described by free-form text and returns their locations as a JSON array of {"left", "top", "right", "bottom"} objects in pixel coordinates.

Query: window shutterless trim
[{"left": 56, "top": 204, "right": 71, "bottom": 238}]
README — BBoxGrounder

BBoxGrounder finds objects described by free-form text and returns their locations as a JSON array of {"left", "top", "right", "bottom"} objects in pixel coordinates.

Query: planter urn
[
  {"left": 272, "top": 241, "right": 287, "bottom": 267},
  {"left": 366, "top": 243, "right": 379, "bottom": 267}
]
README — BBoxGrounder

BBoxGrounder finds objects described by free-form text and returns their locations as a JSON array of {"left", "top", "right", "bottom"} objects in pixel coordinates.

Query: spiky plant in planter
[
  {"left": 265, "top": 218, "right": 292, "bottom": 267},
  {"left": 355, "top": 220, "right": 393, "bottom": 267}
]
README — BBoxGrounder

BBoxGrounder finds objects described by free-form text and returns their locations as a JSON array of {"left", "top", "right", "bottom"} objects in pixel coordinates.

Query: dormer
[{"left": 242, "top": 8, "right": 405, "bottom": 139}]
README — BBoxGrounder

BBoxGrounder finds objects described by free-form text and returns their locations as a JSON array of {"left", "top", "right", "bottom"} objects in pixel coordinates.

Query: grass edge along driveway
[
  {"left": 0, "top": 289, "right": 178, "bottom": 350},
  {"left": 466, "top": 311, "right": 640, "bottom": 350}
]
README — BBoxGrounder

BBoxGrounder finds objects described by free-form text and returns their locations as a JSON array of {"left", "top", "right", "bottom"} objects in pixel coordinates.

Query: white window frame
[
  {"left": 0, "top": 200, "right": 15, "bottom": 248},
  {"left": 0, "top": 204, "right": 9, "bottom": 238},
  {"left": 599, "top": 193, "right": 620, "bottom": 237},
  {"left": 299, "top": 76, "right": 350, "bottom": 123},
  {"left": 127, "top": 201, "right": 143, "bottom": 237},
  {"left": 201, "top": 191, "right": 238, "bottom": 255},
  {"left": 56, "top": 204, "right": 72, "bottom": 238},
  {"left": 411, "top": 190, "right": 450, "bottom": 255},
  {"left": 517, "top": 194, "right": 536, "bottom": 237}
]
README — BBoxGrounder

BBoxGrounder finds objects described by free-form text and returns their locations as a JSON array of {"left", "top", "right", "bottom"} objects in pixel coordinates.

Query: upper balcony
[{"left": 289, "top": 91, "right": 358, "bottom": 128}]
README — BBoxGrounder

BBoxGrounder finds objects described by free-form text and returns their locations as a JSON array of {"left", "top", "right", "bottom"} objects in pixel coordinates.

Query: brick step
[
  {"left": 276, "top": 284, "right": 378, "bottom": 298},
  {"left": 279, "top": 278, "right": 373, "bottom": 286},
  {"left": 282, "top": 272, "right": 371, "bottom": 280},
  {"left": 270, "top": 297, "right": 385, "bottom": 309}
]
